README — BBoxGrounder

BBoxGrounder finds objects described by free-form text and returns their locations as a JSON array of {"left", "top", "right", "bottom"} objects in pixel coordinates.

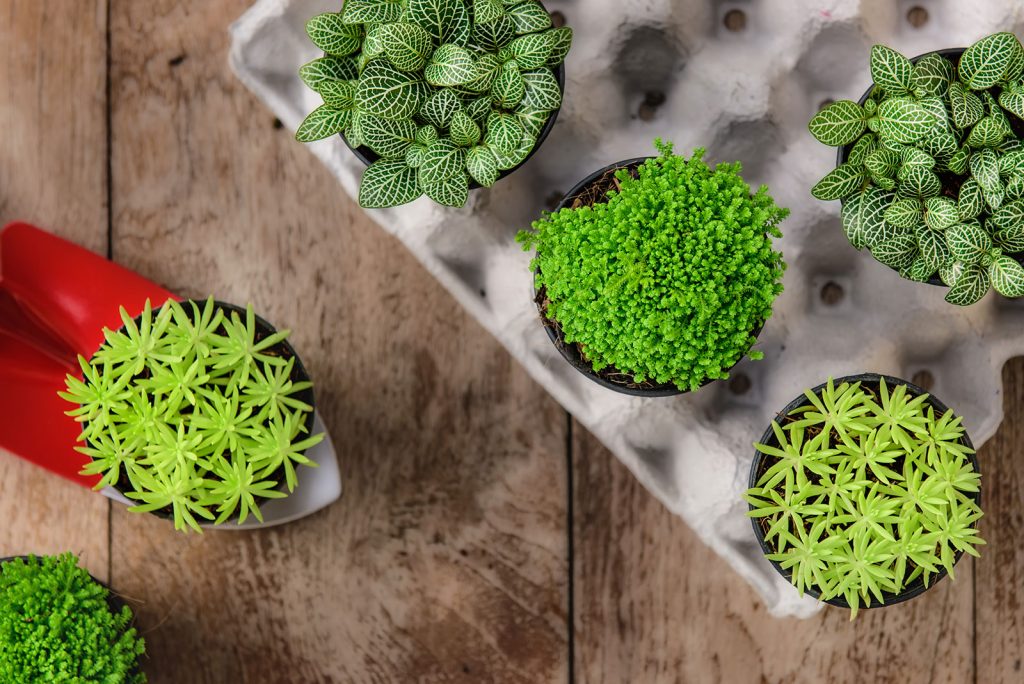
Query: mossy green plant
[
  {"left": 517, "top": 141, "right": 788, "bottom": 391},
  {"left": 0, "top": 554, "right": 145, "bottom": 683}
]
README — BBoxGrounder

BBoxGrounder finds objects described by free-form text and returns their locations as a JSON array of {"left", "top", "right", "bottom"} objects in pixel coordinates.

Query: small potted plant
[
  {"left": 745, "top": 374, "right": 984, "bottom": 618},
  {"left": 809, "top": 31, "right": 1024, "bottom": 305},
  {"left": 517, "top": 141, "right": 788, "bottom": 395},
  {"left": 59, "top": 297, "right": 324, "bottom": 533},
  {"left": 296, "top": 0, "right": 572, "bottom": 208},
  {"left": 0, "top": 553, "right": 146, "bottom": 682}
]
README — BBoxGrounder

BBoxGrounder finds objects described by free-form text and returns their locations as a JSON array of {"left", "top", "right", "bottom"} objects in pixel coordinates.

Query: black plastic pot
[
  {"left": 748, "top": 373, "right": 981, "bottom": 610},
  {"left": 534, "top": 157, "right": 767, "bottom": 397},
  {"left": 342, "top": 65, "right": 565, "bottom": 190},
  {"left": 836, "top": 47, "right": 1024, "bottom": 286}
]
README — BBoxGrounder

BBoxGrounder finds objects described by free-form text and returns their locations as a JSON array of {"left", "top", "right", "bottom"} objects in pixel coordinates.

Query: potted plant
[
  {"left": 59, "top": 297, "right": 324, "bottom": 533},
  {"left": 809, "top": 31, "right": 1024, "bottom": 305},
  {"left": 517, "top": 141, "right": 788, "bottom": 395},
  {"left": 0, "top": 553, "right": 146, "bottom": 682},
  {"left": 745, "top": 374, "right": 984, "bottom": 618},
  {"left": 296, "top": 0, "right": 572, "bottom": 208}
]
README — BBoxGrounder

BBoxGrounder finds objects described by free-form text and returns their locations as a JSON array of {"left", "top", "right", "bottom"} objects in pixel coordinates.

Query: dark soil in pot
[{"left": 748, "top": 372, "right": 981, "bottom": 609}]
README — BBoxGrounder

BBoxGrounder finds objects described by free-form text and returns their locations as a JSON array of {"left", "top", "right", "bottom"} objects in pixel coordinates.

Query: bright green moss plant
[
  {"left": 809, "top": 32, "right": 1024, "bottom": 305},
  {"left": 297, "top": 0, "right": 572, "bottom": 209},
  {"left": 746, "top": 378, "right": 984, "bottom": 619},
  {"left": 0, "top": 554, "right": 145, "bottom": 683},
  {"left": 60, "top": 298, "right": 323, "bottom": 533},
  {"left": 518, "top": 141, "right": 788, "bottom": 392}
]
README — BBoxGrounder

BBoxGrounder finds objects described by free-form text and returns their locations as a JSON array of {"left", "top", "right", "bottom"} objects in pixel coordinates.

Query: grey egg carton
[{"left": 231, "top": 0, "right": 1024, "bottom": 616}]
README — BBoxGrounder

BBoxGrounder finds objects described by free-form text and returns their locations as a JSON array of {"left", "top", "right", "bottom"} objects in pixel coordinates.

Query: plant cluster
[
  {"left": 298, "top": 0, "right": 572, "bottom": 209},
  {"left": 745, "top": 378, "right": 984, "bottom": 618},
  {"left": 0, "top": 554, "right": 145, "bottom": 683},
  {"left": 60, "top": 298, "right": 323, "bottom": 533},
  {"left": 809, "top": 32, "right": 1024, "bottom": 305},
  {"left": 518, "top": 141, "right": 788, "bottom": 391}
]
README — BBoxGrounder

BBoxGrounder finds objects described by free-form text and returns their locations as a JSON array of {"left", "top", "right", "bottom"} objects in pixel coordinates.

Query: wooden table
[{"left": 1, "top": 2, "right": 1022, "bottom": 682}]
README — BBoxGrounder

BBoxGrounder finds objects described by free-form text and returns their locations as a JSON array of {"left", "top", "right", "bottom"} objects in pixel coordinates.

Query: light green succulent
[
  {"left": 809, "top": 32, "right": 1024, "bottom": 305},
  {"left": 298, "top": 0, "right": 572, "bottom": 208}
]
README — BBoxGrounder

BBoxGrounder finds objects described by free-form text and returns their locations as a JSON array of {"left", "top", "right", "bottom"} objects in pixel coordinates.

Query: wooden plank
[
  {"left": 0, "top": 0, "right": 110, "bottom": 581},
  {"left": 106, "top": 2, "right": 569, "bottom": 681},
  {"left": 976, "top": 357, "right": 1024, "bottom": 683},
  {"left": 573, "top": 420, "right": 975, "bottom": 684}
]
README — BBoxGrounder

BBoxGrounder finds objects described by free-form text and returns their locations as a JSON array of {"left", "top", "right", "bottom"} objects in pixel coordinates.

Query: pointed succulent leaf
[
  {"left": 306, "top": 13, "right": 362, "bottom": 57},
  {"left": 507, "top": 1, "right": 551, "bottom": 34},
  {"left": 900, "top": 166, "right": 942, "bottom": 198},
  {"left": 300, "top": 57, "right": 359, "bottom": 91},
  {"left": 319, "top": 79, "right": 357, "bottom": 109},
  {"left": 958, "top": 178, "right": 985, "bottom": 220},
  {"left": 947, "top": 222, "right": 993, "bottom": 263},
  {"left": 378, "top": 22, "right": 436, "bottom": 72},
  {"left": 809, "top": 100, "right": 867, "bottom": 146},
  {"left": 407, "top": 0, "right": 472, "bottom": 46},
  {"left": 989, "top": 255, "right": 1024, "bottom": 297},
  {"left": 913, "top": 53, "right": 955, "bottom": 97},
  {"left": 508, "top": 32, "right": 555, "bottom": 70},
  {"left": 473, "top": 0, "right": 505, "bottom": 24},
  {"left": 520, "top": 68, "right": 562, "bottom": 110},
  {"left": 419, "top": 88, "right": 463, "bottom": 128},
  {"left": 876, "top": 98, "right": 934, "bottom": 143},
  {"left": 422, "top": 171, "right": 470, "bottom": 207},
  {"left": 870, "top": 45, "right": 914, "bottom": 94},
  {"left": 360, "top": 115, "right": 418, "bottom": 158},
  {"left": 449, "top": 110, "right": 482, "bottom": 146},
  {"left": 842, "top": 187, "right": 893, "bottom": 249},
  {"left": 945, "top": 263, "right": 989, "bottom": 305},
  {"left": 872, "top": 233, "right": 919, "bottom": 270},
  {"left": 491, "top": 61, "right": 526, "bottom": 108},
  {"left": 359, "top": 159, "right": 423, "bottom": 208},
  {"left": 342, "top": 0, "right": 405, "bottom": 23},
  {"left": 924, "top": 197, "right": 959, "bottom": 231},
  {"left": 811, "top": 163, "right": 865, "bottom": 201},
  {"left": 918, "top": 224, "right": 951, "bottom": 270},
  {"left": 949, "top": 82, "right": 985, "bottom": 129},
  {"left": 959, "top": 32, "right": 1021, "bottom": 90},
  {"left": 966, "top": 117, "right": 1005, "bottom": 148},
  {"left": 356, "top": 59, "right": 429, "bottom": 120},
  {"left": 466, "top": 144, "right": 500, "bottom": 186},
  {"left": 847, "top": 134, "right": 877, "bottom": 167},
  {"left": 884, "top": 198, "right": 922, "bottom": 229},
  {"left": 472, "top": 14, "right": 516, "bottom": 51},
  {"left": 296, "top": 105, "right": 351, "bottom": 142},
  {"left": 425, "top": 44, "right": 480, "bottom": 86},
  {"left": 420, "top": 138, "right": 467, "bottom": 182}
]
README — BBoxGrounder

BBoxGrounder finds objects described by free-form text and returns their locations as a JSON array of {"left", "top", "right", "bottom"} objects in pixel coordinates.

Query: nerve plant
[
  {"left": 60, "top": 298, "right": 323, "bottom": 533},
  {"left": 810, "top": 32, "right": 1024, "bottom": 305},
  {"left": 745, "top": 378, "right": 984, "bottom": 618},
  {"left": 518, "top": 141, "right": 788, "bottom": 391},
  {"left": 297, "top": 0, "right": 572, "bottom": 208},
  {"left": 1, "top": 554, "right": 145, "bottom": 683}
]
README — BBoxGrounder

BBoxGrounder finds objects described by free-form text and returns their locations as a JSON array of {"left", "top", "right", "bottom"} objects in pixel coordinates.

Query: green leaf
[
  {"left": 912, "top": 53, "right": 954, "bottom": 97},
  {"left": 507, "top": 1, "right": 552, "bottom": 34},
  {"left": 945, "top": 263, "right": 989, "bottom": 306},
  {"left": 947, "top": 223, "right": 993, "bottom": 263},
  {"left": 462, "top": 53, "right": 502, "bottom": 93},
  {"left": 422, "top": 171, "right": 470, "bottom": 207},
  {"left": 342, "top": 0, "right": 405, "bottom": 23},
  {"left": 811, "top": 163, "right": 865, "bottom": 201},
  {"left": 319, "top": 79, "right": 357, "bottom": 109},
  {"left": 959, "top": 178, "right": 985, "bottom": 220},
  {"left": 876, "top": 98, "right": 933, "bottom": 144},
  {"left": 416, "top": 124, "right": 440, "bottom": 146},
  {"left": 959, "top": 32, "right": 1020, "bottom": 90},
  {"left": 425, "top": 44, "right": 480, "bottom": 86},
  {"left": 545, "top": 27, "right": 573, "bottom": 66},
  {"left": 865, "top": 148, "right": 899, "bottom": 181},
  {"left": 419, "top": 88, "right": 463, "bottom": 129},
  {"left": 356, "top": 59, "right": 429, "bottom": 120},
  {"left": 362, "top": 24, "right": 387, "bottom": 59},
  {"left": 405, "top": 144, "right": 426, "bottom": 168},
  {"left": 299, "top": 57, "right": 359, "bottom": 91},
  {"left": 407, "top": 0, "right": 472, "bottom": 46},
  {"left": 516, "top": 105, "right": 550, "bottom": 137},
  {"left": 918, "top": 97, "right": 951, "bottom": 133},
  {"left": 946, "top": 145, "right": 970, "bottom": 175},
  {"left": 965, "top": 117, "right": 1005, "bottom": 148},
  {"left": 508, "top": 32, "right": 554, "bottom": 70},
  {"left": 1000, "top": 151, "right": 1024, "bottom": 177},
  {"left": 466, "top": 95, "right": 494, "bottom": 123},
  {"left": 420, "top": 138, "right": 467, "bottom": 182},
  {"left": 345, "top": 110, "right": 365, "bottom": 147},
  {"left": 848, "top": 134, "right": 876, "bottom": 167},
  {"left": 918, "top": 129, "right": 959, "bottom": 161},
  {"left": 450, "top": 110, "right": 482, "bottom": 146},
  {"left": 379, "top": 22, "right": 436, "bottom": 72},
  {"left": 296, "top": 105, "right": 351, "bottom": 142},
  {"left": 884, "top": 198, "right": 922, "bottom": 229},
  {"left": 473, "top": 0, "right": 505, "bottom": 24},
  {"left": 808, "top": 100, "right": 867, "bottom": 146},
  {"left": 995, "top": 223, "right": 1024, "bottom": 252},
  {"left": 999, "top": 90, "right": 1024, "bottom": 119},
  {"left": 949, "top": 82, "right": 985, "bottom": 129},
  {"left": 924, "top": 197, "right": 959, "bottom": 231},
  {"left": 360, "top": 115, "right": 417, "bottom": 158},
  {"left": 491, "top": 61, "right": 526, "bottom": 108},
  {"left": 989, "top": 255, "right": 1024, "bottom": 297},
  {"left": 899, "top": 166, "right": 942, "bottom": 198},
  {"left": 842, "top": 187, "right": 893, "bottom": 249},
  {"left": 993, "top": 199, "right": 1024, "bottom": 231},
  {"left": 521, "top": 68, "right": 562, "bottom": 111},
  {"left": 870, "top": 45, "right": 913, "bottom": 94},
  {"left": 485, "top": 111, "right": 523, "bottom": 154},
  {"left": 901, "top": 147, "right": 935, "bottom": 170},
  {"left": 918, "top": 225, "right": 951, "bottom": 270},
  {"left": 359, "top": 159, "right": 423, "bottom": 208},
  {"left": 466, "top": 144, "right": 500, "bottom": 186},
  {"left": 489, "top": 129, "right": 535, "bottom": 169},
  {"left": 1007, "top": 173, "right": 1024, "bottom": 202},
  {"left": 872, "top": 233, "right": 918, "bottom": 270},
  {"left": 1005, "top": 40, "right": 1024, "bottom": 83},
  {"left": 472, "top": 14, "right": 516, "bottom": 51},
  {"left": 306, "top": 14, "right": 362, "bottom": 57},
  {"left": 971, "top": 148, "right": 1002, "bottom": 193}
]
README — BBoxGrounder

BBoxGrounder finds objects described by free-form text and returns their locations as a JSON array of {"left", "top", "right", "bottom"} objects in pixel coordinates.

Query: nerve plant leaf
[
  {"left": 809, "top": 100, "right": 867, "bottom": 146},
  {"left": 305, "top": 13, "right": 362, "bottom": 57},
  {"left": 811, "top": 163, "right": 865, "bottom": 201},
  {"left": 959, "top": 32, "right": 1021, "bottom": 91},
  {"left": 989, "top": 255, "right": 1024, "bottom": 297},
  {"left": 359, "top": 159, "right": 423, "bottom": 207},
  {"left": 870, "top": 45, "right": 914, "bottom": 94},
  {"left": 295, "top": 105, "right": 351, "bottom": 142},
  {"left": 356, "top": 59, "right": 429, "bottom": 120},
  {"left": 425, "top": 44, "right": 480, "bottom": 86},
  {"left": 341, "top": 0, "right": 405, "bottom": 24}
]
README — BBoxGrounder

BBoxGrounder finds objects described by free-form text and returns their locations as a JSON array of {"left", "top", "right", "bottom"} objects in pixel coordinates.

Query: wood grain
[
  {"left": 105, "top": 1, "right": 568, "bottom": 681},
  {"left": 0, "top": 0, "right": 110, "bottom": 581}
]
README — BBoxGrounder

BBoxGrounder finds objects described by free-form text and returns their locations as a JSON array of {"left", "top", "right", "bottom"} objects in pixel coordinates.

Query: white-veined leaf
[
  {"left": 811, "top": 163, "right": 865, "bottom": 201},
  {"left": 360, "top": 115, "right": 418, "bottom": 158},
  {"left": 545, "top": 27, "right": 572, "bottom": 66},
  {"left": 319, "top": 79, "right": 357, "bottom": 109},
  {"left": 416, "top": 124, "right": 439, "bottom": 146},
  {"left": 379, "top": 22, "right": 436, "bottom": 72},
  {"left": 808, "top": 100, "right": 867, "bottom": 146},
  {"left": 472, "top": 14, "right": 516, "bottom": 51},
  {"left": 489, "top": 128, "right": 535, "bottom": 169},
  {"left": 405, "top": 144, "right": 426, "bottom": 168},
  {"left": 520, "top": 68, "right": 562, "bottom": 110},
  {"left": 342, "top": 0, "right": 405, "bottom": 23},
  {"left": 1000, "top": 151, "right": 1024, "bottom": 177},
  {"left": 842, "top": 187, "right": 893, "bottom": 249},
  {"left": 466, "top": 144, "right": 500, "bottom": 186},
  {"left": 993, "top": 199, "right": 1024, "bottom": 231},
  {"left": 425, "top": 44, "right": 480, "bottom": 86},
  {"left": 1007, "top": 173, "right": 1024, "bottom": 202},
  {"left": 356, "top": 59, "right": 429, "bottom": 120},
  {"left": 306, "top": 13, "right": 362, "bottom": 57},
  {"left": 507, "top": 1, "right": 551, "bottom": 34},
  {"left": 422, "top": 171, "right": 470, "bottom": 207},
  {"left": 918, "top": 224, "right": 952, "bottom": 270},
  {"left": 420, "top": 138, "right": 467, "bottom": 182},
  {"left": 965, "top": 117, "right": 1005, "bottom": 148},
  {"left": 912, "top": 53, "right": 955, "bottom": 97},
  {"left": 461, "top": 53, "right": 501, "bottom": 93},
  {"left": 407, "top": 0, "right": 472, "bottom": 46},
  {"left": 450, "top": 110, "right": 482, "bottom": 146},
  {"left": 848, "top": 134, "right": 876, "bottom": 167},
  {"left": 959, "top": 32, "right": 1020, "bottom": 90},
  {"left": 870, "top": 44, "right": 913, "bottom": 94},
  {"left": 947, "top": 145, "right": 970, "bottom": 175},
  {"left": 904, "top": 254, "right": 935, "bottom": 282},
  {"left": 508, "top": 32, "right": 554, "bottom": 70},
  {"left": 516, "top": 104, "right": 550, "bottom": 137},
  {"left": 900, "top": 166, "right": 942, "bottom": 198},
  {"left": 884, "top": 198, "right": 922, "bottom": 229},
  {"left": 924, "top": 197, "right": 958, "bottom": 230},
  {"left": 296, "top": 105, "right": 351, "bottom": 142},
  {"left": 947, "top": 222, "right": 993, "bottom": 263},
  {"left": 491, "top": 61, "right": 525, "bottom": 108},
  {"left": 300, "top": 57, "right": 359, "bottom": 91},
  {"left": 959, "top": 178, "right": 985, "bottom": 220},
  {"left": 473, "top": 0, "right": 505, "bottom": 24},
  {"left": 949, "top": 81, "right": 985, "bottom": 129},
  {"left": 918, "top": 97, "right": 951, "bottom": 134},
  {"left": 971, "top": 148, "right": 1002, "bottom": 193},
  {"left": 872, "top": 233, "right": 919, "bottom": 270},
  {"left": 945, "top": 263, "right": 989, "bottom": 305},
  {"left": 865, "top": 148, "right": 899, "bottom": 181},
  {"left": 465, "top": 95, "right": 493, "bottom": 123},
  {"left": 345, "top": 110, "right": 364, "bottom": 147},
  {"left": 876, "top": 98, "right": 934, "bottom": 144},
  {"left": 995, "top": 223, "right": 1024, "bottom": 252},
  {"left": 919, "top": 129, "right": 959, "bottom": 161},
  {"left": 484, "top": 111, "right": 523, "bottom": 154},
  {"left": 358, "top": 159, "right": 423, "bottom": 208},
  {"left": 989, "top": 255, "right": 1024, "bottom": 297},
  {"left": 419, "top": 88, "right": 463, "bottom": 128},
  {"left": 901, "top": 146, "right": 935, "bottom": 170},
  {"left": 999, "top": 89, "right": 1024, "bottom": 119}
]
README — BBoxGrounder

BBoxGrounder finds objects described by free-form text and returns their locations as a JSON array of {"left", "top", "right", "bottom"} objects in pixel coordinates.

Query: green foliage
[
  {"left": 746, "top": 378, "right": 984, "bottom": 619},
  {"left": 60, "top": 298, "right": 323, "bottom": 533},
  {"left": 809, "top": 32, "right": 1024, "bottom": 305},
  {"left": 298, "top": 0, "right": 572, "bottom": 208},
  {"left": 517, "top": 142, "right": 787, "bottom": 391},
  {"left": 0, "top": 554, "right": 145, "bottom": 682}
]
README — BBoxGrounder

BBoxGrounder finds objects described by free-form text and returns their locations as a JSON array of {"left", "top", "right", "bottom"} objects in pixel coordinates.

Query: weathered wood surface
[{"left": 3, "top": 0, "right": 1024, "bottom": 682}]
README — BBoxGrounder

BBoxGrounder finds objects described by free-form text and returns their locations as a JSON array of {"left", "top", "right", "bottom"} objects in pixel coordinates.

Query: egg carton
[{"left": 230, "top": 0, "right": 1024, "bottom": 616}]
